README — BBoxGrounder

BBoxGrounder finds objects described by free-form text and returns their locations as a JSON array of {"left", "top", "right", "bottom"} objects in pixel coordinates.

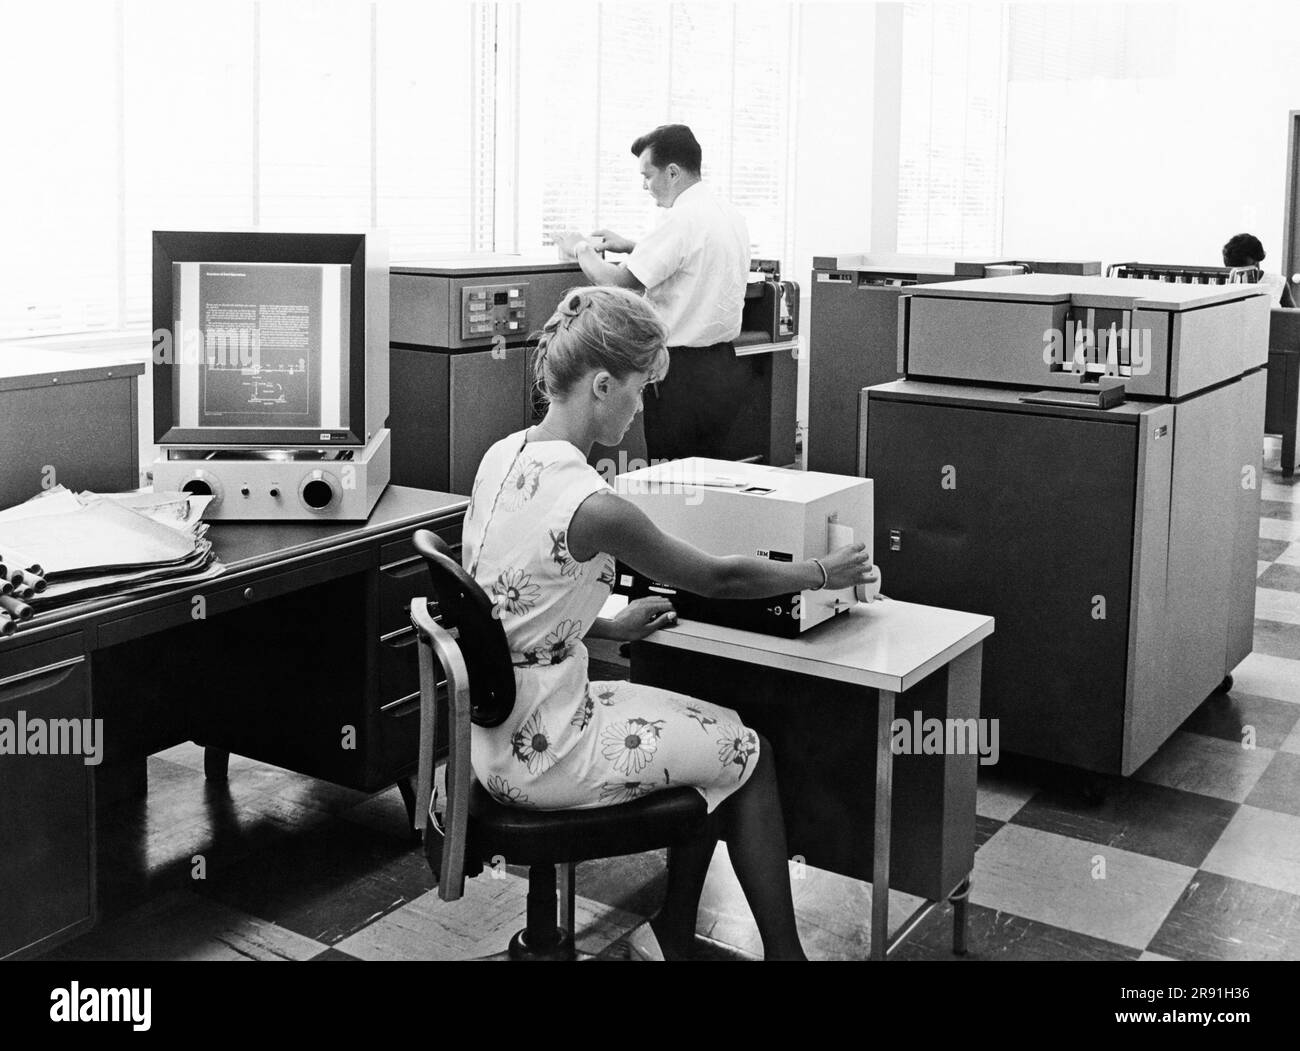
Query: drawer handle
[{"left": 243, "top": 587, "right": 255, "bottom": 601}]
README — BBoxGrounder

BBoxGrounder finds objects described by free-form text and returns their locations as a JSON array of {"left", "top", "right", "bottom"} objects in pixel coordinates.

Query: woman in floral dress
[{"left": 462, "top": 286, "right": 875, "bottom": 961}]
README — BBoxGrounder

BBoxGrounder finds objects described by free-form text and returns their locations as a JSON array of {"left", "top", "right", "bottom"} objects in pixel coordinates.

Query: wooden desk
[
  {"left": 631, "top": 598, "right": 994, "bottom": 960},
  {"left": 0, "top": 485, "right": 466, "bottom": 959}
]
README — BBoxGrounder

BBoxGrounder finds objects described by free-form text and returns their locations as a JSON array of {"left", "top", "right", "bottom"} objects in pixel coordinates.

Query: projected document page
[{"left": 173, "top": 261, "right": 350, "bottom": 431}]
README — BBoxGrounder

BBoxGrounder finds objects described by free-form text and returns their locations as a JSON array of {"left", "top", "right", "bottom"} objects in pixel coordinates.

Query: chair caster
[
  {"left": 1216, "top": 674, "right": 1234, "bottom": 694},
  {"left": 507, "top": 929, "right": 577, "bottom": 961}
]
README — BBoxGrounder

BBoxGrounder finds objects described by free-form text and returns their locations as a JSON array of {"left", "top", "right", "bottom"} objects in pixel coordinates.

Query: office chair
[{"left": 408, "top": 529, "right": 708, "bottom": 960}]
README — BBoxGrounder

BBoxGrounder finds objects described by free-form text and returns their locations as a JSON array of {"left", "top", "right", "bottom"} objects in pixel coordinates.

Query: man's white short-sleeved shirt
[{"left": 626, "top": 182, "right": 749, "bottom": 348}]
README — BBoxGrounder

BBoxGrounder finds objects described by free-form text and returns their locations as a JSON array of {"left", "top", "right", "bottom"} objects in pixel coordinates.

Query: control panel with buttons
[{"left": 461, "top": 282, "right": 528, "bottom": 341}]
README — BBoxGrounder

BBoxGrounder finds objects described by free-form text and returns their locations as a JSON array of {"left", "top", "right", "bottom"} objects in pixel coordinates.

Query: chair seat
[{"left": 468, "top": 782, "right": 708, "bottom": 866}]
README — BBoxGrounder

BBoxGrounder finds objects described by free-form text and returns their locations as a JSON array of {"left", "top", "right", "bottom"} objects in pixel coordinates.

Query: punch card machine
[
  {"left": 614, "top": 459, "right": 877, "bottom": 637},
  {"left": 151, "top": 231, "right": 392, "bottom": 521},
  {"left": 863, "top": 274, "right": 1270, "bottom": 773}
]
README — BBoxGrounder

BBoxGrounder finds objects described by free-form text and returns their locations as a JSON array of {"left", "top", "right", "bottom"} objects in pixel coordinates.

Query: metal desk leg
[
  {"left": 872, "top": 688, "right": 896, "bottom": 961},
  {"left": 950, "top": 876, "right": 971, "bottom": 956}
]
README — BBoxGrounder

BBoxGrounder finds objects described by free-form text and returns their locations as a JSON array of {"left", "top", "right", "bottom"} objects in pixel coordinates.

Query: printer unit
[{"left": 613, "top": 458, "right": 872, "bottom": 637}]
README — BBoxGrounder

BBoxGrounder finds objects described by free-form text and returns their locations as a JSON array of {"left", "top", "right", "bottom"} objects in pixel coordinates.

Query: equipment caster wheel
[{"left": 1216, "top": 674, "right": 1233, "bottom": 694}]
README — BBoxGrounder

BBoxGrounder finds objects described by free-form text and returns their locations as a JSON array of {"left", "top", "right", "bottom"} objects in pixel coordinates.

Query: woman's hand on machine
[
  {"left": 818, "top": 542, "right": 878, "bottom": 592},
  {"left": 608, "top": 596, "right": 678, "bottom": 641}
]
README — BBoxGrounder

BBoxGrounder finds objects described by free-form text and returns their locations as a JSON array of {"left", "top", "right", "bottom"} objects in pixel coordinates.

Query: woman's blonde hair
[{"left": 530, "top": 286, "right": 669, "bottom": 403}]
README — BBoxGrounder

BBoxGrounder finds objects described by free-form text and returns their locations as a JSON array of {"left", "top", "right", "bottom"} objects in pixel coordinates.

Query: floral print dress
[{"left": 462, "top": 430, "right": 760, "bottom": 813}]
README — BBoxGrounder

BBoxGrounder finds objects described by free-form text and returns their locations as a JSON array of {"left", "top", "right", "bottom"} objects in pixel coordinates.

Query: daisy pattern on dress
[
  {"left": 600, "top": 717, "right": 665, "bottom": 776},
  {"left": 485, "top": 775, "right": 530, "bottom": 807},
  {"left": 491, "top": 569, "right": 541, "bottom": 616},
  {"left": 716, "top": 723, "right": 759, "bottom": 779},
  {"left": 548, "top": 529, "right": 581, "bottom": 579},
  {"left": 542, "top": 619, "right": 583, "bottom": 662},
  {"left": 594, "top": 684, "right": 621, "bottom": 707},
  {"left": 511, "top": 711, "right": 558, "bottom": 775},
  {"left": 598, "top": 781, "right": 649, "bottom": 805},
  {"left": 499, "top": 456, "right": 544, "bottom": 511},
  {"left": 596, "top": 554, "right": 616, "bottom": 589},
  {"left": 570, "top": 694, "right": 594, "bottom": 732},
  {"left": 673, "top": 699, "right": 718, "bottom": 733}
]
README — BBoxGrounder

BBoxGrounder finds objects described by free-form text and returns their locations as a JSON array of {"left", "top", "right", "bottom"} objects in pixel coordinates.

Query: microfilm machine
[{"left": 150, "top": 231, "right": 392, "bottom": 521}]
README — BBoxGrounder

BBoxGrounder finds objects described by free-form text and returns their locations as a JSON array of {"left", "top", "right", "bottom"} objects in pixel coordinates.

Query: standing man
[{"left": 556, "top": 124, "right": 754, "bottom": 464}]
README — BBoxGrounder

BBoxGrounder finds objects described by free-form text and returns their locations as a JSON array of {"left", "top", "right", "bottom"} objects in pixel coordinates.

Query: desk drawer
[
  {"left": 98, "top": 548, "right": 373, "bottom": 648},
  {"left": 379, "top": 686, "right": 448, "bottom": 774},
  {"left": 378, "top": 624, "right": 423, "bottom": 708},
  {"left": 0, "top": 632, "right": 94, "bottom": 959},
  {"left": 380, "top": 519, "right": 462, "bottom": 569}
]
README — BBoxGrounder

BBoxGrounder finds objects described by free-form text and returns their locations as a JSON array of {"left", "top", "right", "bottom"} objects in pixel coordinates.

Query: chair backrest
[{"left": 411, "top": 529, "right": 515, "bottom": 728}]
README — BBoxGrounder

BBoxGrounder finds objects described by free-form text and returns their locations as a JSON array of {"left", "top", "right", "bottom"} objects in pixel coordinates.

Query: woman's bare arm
[{"left": 568, "top": 491, "right": 872, "bottom": 598}]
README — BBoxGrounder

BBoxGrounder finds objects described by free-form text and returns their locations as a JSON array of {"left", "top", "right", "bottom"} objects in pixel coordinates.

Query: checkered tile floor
[{"left": 38, "top": 437, "right": 1300, "bottom": 962}]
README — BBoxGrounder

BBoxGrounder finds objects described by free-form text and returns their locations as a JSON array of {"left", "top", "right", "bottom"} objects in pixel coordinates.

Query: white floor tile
[
  {"left": 1253, "top": 589, "right": 1300, "bottom": 626},
  {"left": 1201, "top": 806, "right": 1300, "bottom": 897},
  {"left": 1230, "top": 652, "right": 1300, "bottom": 705},
  {"left": 1134, "top": 731, "right": 1274, "bottom": 803},
  {"left": 1260, "top": 518, "right": 1300, "bottom": 543},
  {"left": 1276, "top": 543, "right": 1300, "bottom": 567},
  {"left": 333, "top": 872, "right": 640, "bottom": 960},
  {"left": 970, "top": 824, "right": 1194, "bottom": 950}
]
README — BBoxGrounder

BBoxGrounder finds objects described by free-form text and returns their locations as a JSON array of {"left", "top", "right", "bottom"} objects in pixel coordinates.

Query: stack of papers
[{"left": 0, "top": 487, "right": 222, "bottom": 624}]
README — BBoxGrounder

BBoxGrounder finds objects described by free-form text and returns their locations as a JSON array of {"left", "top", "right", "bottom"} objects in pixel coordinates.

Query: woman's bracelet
[{"left": 810, "top": 558, "right": 828, "bottom": 591}]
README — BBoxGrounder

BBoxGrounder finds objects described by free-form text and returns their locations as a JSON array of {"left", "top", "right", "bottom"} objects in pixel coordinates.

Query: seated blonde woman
[{"left": 461, "top": 285, "right": 874, "bottom": 961}]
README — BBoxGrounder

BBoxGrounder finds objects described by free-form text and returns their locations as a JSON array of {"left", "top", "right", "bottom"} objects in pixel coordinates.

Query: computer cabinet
[{"left": 862, "top": 378, "right": 1263, "bottom": 774}]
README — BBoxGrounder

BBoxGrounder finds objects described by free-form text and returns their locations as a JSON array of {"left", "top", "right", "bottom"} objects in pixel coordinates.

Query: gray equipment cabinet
[
  {"left": 388, "top": 257, "right": 583, "bottom": 495},
  {"left": 0, "top": 350, "right": 144, "bottom": 510},
  {"left": 861, "top": 275, "right": 1269, "bottom": 775},
  {"left": 807, "top": 254, "right": 1100, "bottom": 476}
]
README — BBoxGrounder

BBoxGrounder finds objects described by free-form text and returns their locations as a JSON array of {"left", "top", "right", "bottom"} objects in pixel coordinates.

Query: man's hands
[
  {"left": 554, "top": 229, "right": 588, "bottom": 259},
  {"left": 590, "top": 228, "right": 635, "bottom": 254},
  {"left": 603, "top": 596, "right": 678, "bottom": 641}
]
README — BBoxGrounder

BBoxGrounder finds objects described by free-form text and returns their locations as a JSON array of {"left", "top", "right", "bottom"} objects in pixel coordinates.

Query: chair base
[{"left": 507, "top": 928, "right": 577, "bottom": 961}]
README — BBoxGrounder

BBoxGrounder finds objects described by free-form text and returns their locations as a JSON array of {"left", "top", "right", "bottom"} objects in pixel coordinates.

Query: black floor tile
[
  {"left": 1147, "top": 870, "right": 1300, "bottom": 961},
  {"left": 1180, "top": 689, "right": 1300, "bottom": 750},
  {"left": 1259, "top": 537, "right": 1291, "bottom": 562},
  {"left": 196, "top": 817, "right": 434, "bottom": 945},
  {"left": 309, "top": 947, "right": 364, "bottom": 961},
  {"left": 1258, "top": 563, "right": 1300, "bottom": 593},
  {"left": 1252, "top": 618, "right": 1300, "bottom": 660},
  {"left": 975, "top": 814, "right": 1004, "bottom": 848},
  {"left": 1243, "top": 751, "right": 1300, "bottom": 818},
  {"left": 891, "top": 901, "right": 1140, "bottom": 961},
  {"left": 1009, "top": 777, "right": 1238, "bottom": 869},
  {"left": 570, "top": 850, "right": 668, "bottom": 918},
  {"left": 1260, "top": 500, "right": 1298, "bottom": 521}
]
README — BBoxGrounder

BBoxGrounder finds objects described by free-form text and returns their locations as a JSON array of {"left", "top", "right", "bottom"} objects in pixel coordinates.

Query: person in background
[
  {"left": 1223, "top": 232, "right": 1296, "bottom": 306},
  {"left": 554, "top": 124, "right": 755, "bottom": 463}
]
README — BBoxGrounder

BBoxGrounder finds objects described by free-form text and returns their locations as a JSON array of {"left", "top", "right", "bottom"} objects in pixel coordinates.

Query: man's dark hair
[
  {"left": 1223, "top": 233, "right": 1266, "bottom": 267},
  {"left": 630, "top": 124, "right": 702, "bottom": 175}
]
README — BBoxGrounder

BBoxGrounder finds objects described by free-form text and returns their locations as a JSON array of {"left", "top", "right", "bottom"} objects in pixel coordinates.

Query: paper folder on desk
[{"left": 0, "top": 500, "right": 200, "bottom": 578}]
